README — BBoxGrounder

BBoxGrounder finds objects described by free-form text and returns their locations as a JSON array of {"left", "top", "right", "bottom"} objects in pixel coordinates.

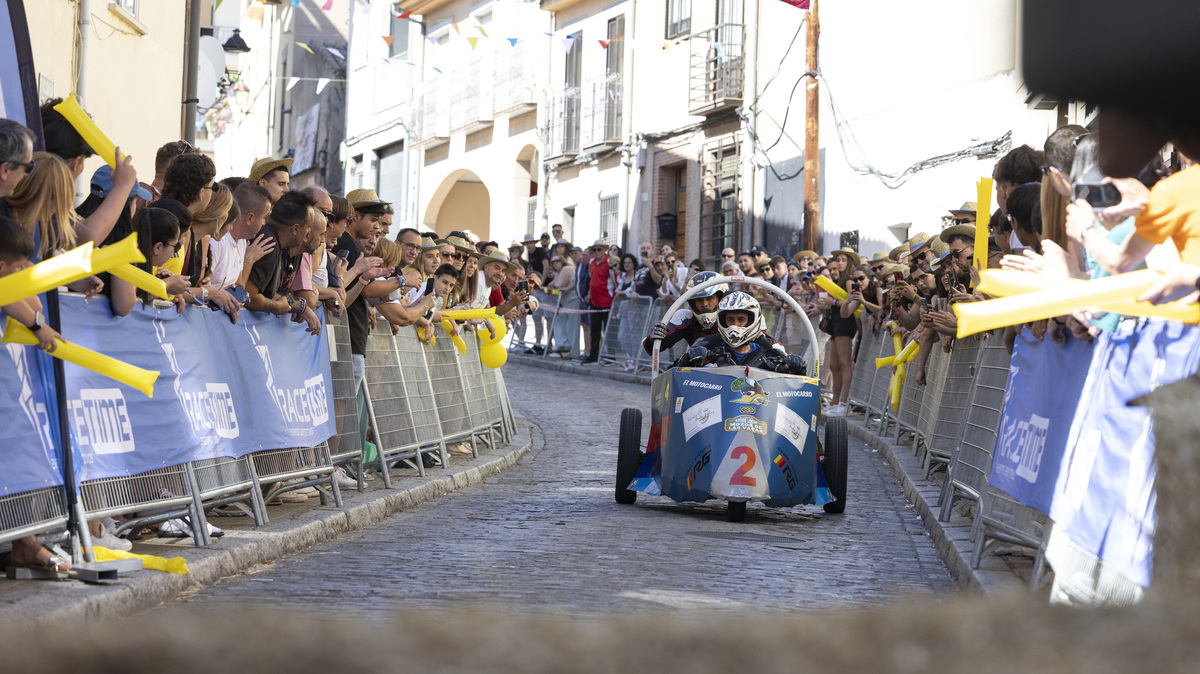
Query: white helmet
[
  {"left": 685, "top": 271, "right": 730, "bottom": 329},
  {"left": 716, "top": 292, "right": 762, "bottom": 348}
]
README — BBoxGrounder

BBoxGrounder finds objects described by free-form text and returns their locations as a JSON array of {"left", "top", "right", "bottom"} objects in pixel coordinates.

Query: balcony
[
  {"left": 581, "top": 73, "right": 622, "bottom": 150},
  {"left": 544, "top": 88, "right": 581, "bottom": 161},
  {"left": 689, "top": 24, "right": 745, "bottom": 116},
  {"left": 493, "top": 42, "right": 538, "bottom": 116},
  {"left": 449, "top": 59, "right": 493, "bottom": 133},
  {"left": 416, "top": 82, "right": 449, "bottom": 147}
]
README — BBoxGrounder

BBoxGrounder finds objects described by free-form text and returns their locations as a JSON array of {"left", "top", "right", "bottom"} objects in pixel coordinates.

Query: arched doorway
[{"left": 425, "top": 169, "right": 491, "bottom": 240}]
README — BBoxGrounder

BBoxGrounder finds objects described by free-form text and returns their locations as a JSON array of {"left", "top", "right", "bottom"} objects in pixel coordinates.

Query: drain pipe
[
  {"left": 183, "top": 0, "right": 201, "bottom": 144},
  {"left": 77, "top": 0, "right": 91, "bottom": 107}
]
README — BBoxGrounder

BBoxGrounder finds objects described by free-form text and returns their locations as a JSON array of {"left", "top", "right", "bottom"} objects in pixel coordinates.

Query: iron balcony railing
[
  {"left": 689, "top": 24, "right": 745, "bottom": 115},
  {"left": 449, "top": 59, "right": 493, "bottom": 132},
  {"left": 544, "top": 87, "right": 581, "bottom": 159},
  {"left": 581, "top": 73, "right": 622, "bottom": 149},
  {"left": 493, "top": 42, "right": 538, "bottom": 115}
]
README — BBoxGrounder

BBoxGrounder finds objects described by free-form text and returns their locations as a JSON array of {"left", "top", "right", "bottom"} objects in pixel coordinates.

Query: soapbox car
[{"left": 614, "top": 275, "right": 848, "bottom": 522}]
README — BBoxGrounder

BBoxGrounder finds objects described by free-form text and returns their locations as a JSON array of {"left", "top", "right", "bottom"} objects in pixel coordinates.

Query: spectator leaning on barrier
[
  {"left": 249, "top": 157, "right": 292, "bottom": 205},
  {"left": 244, "top": 190, "right": 320, "bottom": 335},
  {"left": 150, "top": 140, "right": 199, "bottom": 200},
  {"left": 209, "top": 182, "right": 274, "bottom": 291}
]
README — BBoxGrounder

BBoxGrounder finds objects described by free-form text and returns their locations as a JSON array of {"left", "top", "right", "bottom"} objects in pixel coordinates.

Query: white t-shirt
[{"left": 209, "top": 233, "right": 247, "bottom": 289}]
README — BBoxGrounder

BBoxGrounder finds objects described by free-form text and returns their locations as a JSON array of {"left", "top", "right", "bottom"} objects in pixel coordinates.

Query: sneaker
[
  {"left": 826, "top": 403, "right": 848, "bottom": 417},
  {"left": 531, "top": 345, "right": 545, "bottom": 355},
  {"left": 448, "top": 443, "right": 474, "bottom": 456},
  {"left": 92, "top": 531, "right": 132, "bottom": 552},
  {"left": 333, "top": 467, "right": 360, "bottom": 490},
  {"left": 268, "top": 490, "right": 308, "bottom": 505},
  {"left": 160, "top": 518, "right": 224, "bottom": 539}
]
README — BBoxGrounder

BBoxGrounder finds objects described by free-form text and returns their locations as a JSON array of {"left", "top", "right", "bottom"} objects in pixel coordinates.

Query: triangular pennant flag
[
  {"left": 400, "top": 10, "right": 414, "bottom": 19},
  {"left": 296, "top": 42, "right": 314, "bottom": 54},
  {"left": 426, "top": 35, "right": 437, "bottom": 46},
  {"left": 562, "top": 37, "right": 574, "bottom": 53},
  {"left": 598, "top": 39, "right": 610, "bottom": 49},
  {"left": 286, "top": 76, "right": 300, "bottom": 91},
  {"left": 452, "top": 23, "right": 460, "bottom": 35},
  {"left": 432, "top": 67, "right": 443, "bottom": 74},
  {"left": 291, "top": 0, "right": 301, "bottom": 7},
  {"left": 714, "top": 41, "right": 727, "bottom": 60},
  {"left": 322, "top": 0, "right": 333, "bottom": 10},
  {"left": 476, "top": 26, "right": 488, "bottom": 38},
  {"left": 467, "top": 37, "right": 478, "bottom": 50},
  {"left": 544, "top": 32, "right": 553, "bottom": 36},
  {"left": 215, "top": 0, "right": 224, "bottom": 9},
  {"left": 382, "top": 35, "right": 394, "bottom": 48},
  {"left": 327, "top": 47, "right": 345, "bottom": 59},
  {"left": 568, "top": 34, "right": 582, "bottom": 40},
  {"left": 506, "top": 37, "right": 518, "bottom": 46},
  {"left": 316, "top": 78, "right": 330, "bottom": 94}
]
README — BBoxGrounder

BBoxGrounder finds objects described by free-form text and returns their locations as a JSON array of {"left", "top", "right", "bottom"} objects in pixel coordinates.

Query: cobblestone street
[{"left": 164, "top": 364, "right": 955, "bottom": 618}]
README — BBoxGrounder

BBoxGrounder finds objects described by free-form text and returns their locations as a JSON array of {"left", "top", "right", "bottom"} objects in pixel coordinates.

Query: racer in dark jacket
[
  {"left": 673, "top": 292, "right": 807, "bottom": 375},
  {"left": 642, "top": 271, "right": 728, "bottom": 355}
]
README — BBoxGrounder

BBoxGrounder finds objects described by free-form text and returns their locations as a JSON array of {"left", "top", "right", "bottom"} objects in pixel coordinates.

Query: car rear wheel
[
  {"left": 822, "top": 417, "right": 849, "bottom": 514},
  {"left": 615, "top": 408, "right": 643, "bottom": 504},
  {"left": 727, "top": 500, "right": 747, "bottom": 522}
]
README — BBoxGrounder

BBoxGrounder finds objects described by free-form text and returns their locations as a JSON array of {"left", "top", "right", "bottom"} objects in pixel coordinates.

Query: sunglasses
[
  {"left": 6, "top": 158, "right": 35, "bottom": 172},
  {"left": 450, "top": 253, "right": 467, "bottom": 261},
  {"left": 202, "top": 182, "right": 219, "bottom": 191},
  {"left": 852, "top": 276, "right": 867, "bottom": 282},
  {"left": 913, "top": 251, "right": 930, "bottom": 262},
  {"left": 951, "top": 217, "right": 973, "bottom": 225},
  {"left": 871, "top": 265, "right": 884, "bottom": 272},
  {"left": 321, "top": 210, "right": 335, "bottom": 221}
]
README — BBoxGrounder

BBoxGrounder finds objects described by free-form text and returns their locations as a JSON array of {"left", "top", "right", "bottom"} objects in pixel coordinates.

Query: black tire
[
  {"left": 615, "top": 408, "right": 643, "bottom": 504},
  {"left": 822, "top": 417, "right": 849, "bottom": 514},
  {"left": 727, "top": 500, "right": 747, "bottom": 522}
]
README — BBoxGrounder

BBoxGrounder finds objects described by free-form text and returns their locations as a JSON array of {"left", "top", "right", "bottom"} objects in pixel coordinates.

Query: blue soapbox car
[{"left": 614, "top": 276, "right": 848, "bottom": 522}]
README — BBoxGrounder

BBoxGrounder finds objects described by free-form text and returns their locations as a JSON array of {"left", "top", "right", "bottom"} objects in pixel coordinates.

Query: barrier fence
[{"left": 0, "top": 299, "right": 513, "bottom": 560}]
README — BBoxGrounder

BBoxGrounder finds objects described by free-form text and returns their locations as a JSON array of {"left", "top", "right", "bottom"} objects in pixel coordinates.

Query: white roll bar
[{"left": 650, "top": 275, "right": 821, "bottom": 380}]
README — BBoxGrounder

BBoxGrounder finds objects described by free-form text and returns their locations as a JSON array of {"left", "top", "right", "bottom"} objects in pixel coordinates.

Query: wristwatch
[
  {"left": 200, "top": 287, "right": 210, "bottom": 302},
  {"left": 28, "top": 311, "right": 44, "bottom": 332}
]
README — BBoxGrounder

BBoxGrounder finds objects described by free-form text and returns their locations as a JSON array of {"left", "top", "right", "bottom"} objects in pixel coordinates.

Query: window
[
  {"left": 700, "top": 141, "right": 740, "bottom": 260},
  {"left": 376, "top": 143, "right": 405, "bottom": 207},
  {"left": 666, "top": 0, "right": 690, "bottom": 39},
  {"left": 599, "top": 194, "right": 620, "bottom": 244},
  {"left": 563, "top": 206, "right": 575, "bottom": 243},
  {"left": 114, "top": 0, "right": 138, "bottom": 16},
  {"left": 526, "top": 199, "right": 537, "bottom": 237},
  {"left": 389, "top": 13, "right": 410, "bottom": 58}
]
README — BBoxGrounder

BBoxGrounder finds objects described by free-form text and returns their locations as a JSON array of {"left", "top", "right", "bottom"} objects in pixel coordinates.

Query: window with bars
[
  {"left": 667, "top": 0, "right": 691, "bottom": 39},
  {"left": 527, "top": 198, "right": 537, "bottom": 237},
  {"left": 389, "top": 13, "right": 410, "bottom": 58},
  {"left": 700, "top": 141, "right": 740, "bottom": 261},
  {"left": 599, "top": 194, "right": 620, "bottom": 244}
]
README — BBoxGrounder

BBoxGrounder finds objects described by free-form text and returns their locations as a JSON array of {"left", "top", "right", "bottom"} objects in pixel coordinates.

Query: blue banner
[
  {"left": 1048, "top": 319, "right": 1200, "bottom": 589},
  {"left": 0, "top": 340, "right": 61, "bottom": 495},
  {"left": 631, "top": 366, "right": 831, "bottom": 508},
  {"left": 57, "top": 296, "right": 336, "bottom": 482},
  {"left": 989, "top": 331, "right": 1094, "bottom": 514}
]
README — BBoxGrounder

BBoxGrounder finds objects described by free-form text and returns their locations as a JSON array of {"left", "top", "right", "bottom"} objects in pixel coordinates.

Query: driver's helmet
[
  {"left": 716, "top": 291, "right": 762, "bottom": 348},
  {"left": 685, "top": 271, "right": 730, "bottom": 329}
]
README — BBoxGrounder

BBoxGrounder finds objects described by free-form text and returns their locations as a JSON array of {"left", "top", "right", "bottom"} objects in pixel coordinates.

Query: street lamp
[{"left": 222, "top": 28, "right": 251, "bottom": 82}]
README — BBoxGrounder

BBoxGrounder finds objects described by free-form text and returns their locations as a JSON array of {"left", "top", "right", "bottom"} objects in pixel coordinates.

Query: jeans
[
  {"left": 352, "top": 354, "right": 368, "bottom": 450},
  {"left": 588, "top": 308, "right": 610, "bottom": 360}
]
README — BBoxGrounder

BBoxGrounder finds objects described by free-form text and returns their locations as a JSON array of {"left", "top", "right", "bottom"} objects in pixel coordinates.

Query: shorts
[{"left": 580, "top": 300, "right": 592, "bottom": 326}]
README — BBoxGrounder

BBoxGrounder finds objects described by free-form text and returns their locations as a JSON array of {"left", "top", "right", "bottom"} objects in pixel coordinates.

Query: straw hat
[
  {"left": 930, "top": 237, "right": 950, "bottom": 258},
  {"left": 948, "top": 201, "right": 977, "bottom": 220},
  {"left": 792, "top": 249, "right": 819, "bottom": 262},
  {"left": 932, "top": 251, "right": 955, "bottom": 271},
  {"left": 418, "top": 236, "right": 439, "bottom": 250},
  {"left": 345, "top": 188, "right": 391, "bottom": 209},
  {"left": 248, "top": 157, "right": 293, "bottom": 184},
  {"left": 939, "top": 224, "right": 977, "bottom": 244},
  {"left": 908, "top": 232, "right": 932, "bottom": 251},
  {"left": 880, "top": 263, "right": 909, "bottom": 280},
  {"left": 480, "top": 251, "right": 520, "bottom": 276},
  {"left": 829, "top": 247, "right": 861, "bottom": 268},
  {"left": 437, "top": 235, "right": 478, "bottom": 257},
  {"left": 507, "top": 239, "right": 524, "bottom": 251},
  {"left": 888, "top": 244, "right": 909, "bottom": 260}
]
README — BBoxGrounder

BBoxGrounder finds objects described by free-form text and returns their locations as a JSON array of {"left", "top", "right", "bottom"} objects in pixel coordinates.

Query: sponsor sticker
[
  {"left": 774, "top": 403, "right": 810, "bottom": 454},
  {"left": 682, "top": 394, "right": 722, "bottom": 441},
  {"left": 724, "top": 415, "right": 768, "bottom": 435}
]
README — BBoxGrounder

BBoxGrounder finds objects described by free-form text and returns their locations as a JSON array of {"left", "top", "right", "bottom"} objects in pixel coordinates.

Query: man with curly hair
[{"left": 161, "top": 152, "right": 216, "bottom": 215}]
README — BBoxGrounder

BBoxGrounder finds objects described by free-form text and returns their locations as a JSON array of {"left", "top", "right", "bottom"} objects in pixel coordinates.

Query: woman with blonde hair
[
  {"left": 5, "top": 151, "right": 79, "bottom": 260},
  {"left": 450, "top": 253, "right": 481, "bottom": 308},
  {"left": 401, "top": 236, "right": 441, "bottom": 303}
]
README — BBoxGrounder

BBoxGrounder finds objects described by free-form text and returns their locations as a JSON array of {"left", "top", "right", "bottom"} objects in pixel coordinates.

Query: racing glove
[
  {"left": 648, "top": 323, "right": 669, "bottom": 342},
  {"left": 685, "top": 345, "right": 709, "bottom": 366},
  {"left": 779, "top": 354, "right": 807, "bottom": 375}
]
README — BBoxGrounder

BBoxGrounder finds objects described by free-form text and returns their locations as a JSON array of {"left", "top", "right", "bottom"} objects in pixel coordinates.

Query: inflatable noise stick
[
  {"left": 53, "top": 95, "right": 122, "bottom": 169},
  {"left": 978, "top": 269, "right": 1200, "bottom": 324},
  {"left": 441, "top": 319, "right": 467, "bottom": 355},
  {"left": 478, "top": 317, "right": 508, "bottom": 369},
  {"left": 440, "top": 308, "right": 498, "bottom": 321},
  {"left": 875, "top": 355, "right": 896, "bottom": 369},
  {"left": 0, "top": 243, "right": 93, "bottom": 306},
  {"left": 953, "top": 269, "right": 1174, "bottom": 338},
  {"left": 813, "top": 275, "right": 864, "bottom": 318},
  {"left": 876, "top": 339, "right": 919, "bottom": 369},
  {"left": 110, "top": 264, "right": 169, "bottom": 300},
  {"left": 2, "top": 317, "right": 159, "bottom": 397}
]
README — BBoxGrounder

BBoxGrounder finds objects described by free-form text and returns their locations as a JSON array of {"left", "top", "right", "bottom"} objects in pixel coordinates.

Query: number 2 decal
[{"left": 730, "top": 446, "right": 758, "bottom": 486}]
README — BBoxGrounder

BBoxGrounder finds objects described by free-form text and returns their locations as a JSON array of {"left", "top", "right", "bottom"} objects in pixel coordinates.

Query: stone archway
[{"left": 424, "top": 169, "right": 490, "bottom": 240}]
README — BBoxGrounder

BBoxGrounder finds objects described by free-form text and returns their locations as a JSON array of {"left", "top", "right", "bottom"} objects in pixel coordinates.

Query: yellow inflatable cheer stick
[
  {"left": 954, "top": 269, "right": 1176, "bottom": 338},
  {"left": 477, "top": 316, "right": 508, "bottom": 368},
  {"left": 94, "top": 546, "right": 188, "bottom": 574},
  {"left": 2, "top": 317, "right": 159, "bottom": 397},
  {"left": 978, "top": 269, "right": 1200, "bottom": 324},
  {"left": 441, "top": 319, "right": 467, "bottom": 355},
  {"left": 975, "top": 178, "right": 993, "bottom": 273},
  {"left": 895, "top": 338, "right": 920, "bottom": 364},
  {"left": 813, "top": 275, "right": 863, "bottom": 317},
  {"left": 889, "top": 362, "right": 905, "bottom": 411},
  {"left": 415, "top": 324, "right": 435, "bottom": 345},
  {"left": 110, "top": 264, "right": 169, "bottom": 299},
  {"left": 53, "top": 95, "right": 121, "bottom": 168},
  {"left": 440, "top": 307, "right": 498, "bottom": 321},
  {"left": 0, "top": 243, "right": 93, "bottom": 306}
]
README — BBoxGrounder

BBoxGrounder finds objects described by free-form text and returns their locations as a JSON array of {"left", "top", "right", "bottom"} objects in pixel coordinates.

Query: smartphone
[
  {"left": 640, "top": 250, "right": 649, "bottom": 258},
  {"left": 336, "top": 249, "right": 350, "bottom": 262},
  {"left": 422, "top": 277, "right": 435, "bottom": 296},
  {"left": 516, "top": 280, "right": 529, "bottom": 294},
  {"left": 851, "top": 282, "right": 860, "bottom": 291},
  {"left": 1073, "top": 182, "right": 1121, "bottom": 210},
  {"left": 893, "top": 271, "right": 904, "bottom": 284},
  {"left": 229, "top": 285, "right": 247, "bottom": 304}
]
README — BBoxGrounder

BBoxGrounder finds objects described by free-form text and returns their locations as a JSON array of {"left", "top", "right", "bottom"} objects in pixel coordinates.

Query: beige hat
[
  {"left": 880, "top": 263, "right": 909, "bottom": 280},
  {"left": 949, "top": 201, "right": 977, "bottom": 220},
  {"left": 888, "top": 244, "right": 910, "bottom": 260},
  {"left": 345, "top": 188, "right": 392, "bottom": 209},
  {"left": 419, "top": 236, "right": 439, "bottom": 250},
  {"left": 437, "top": 235, "right": 478, "bottom": 257},
  {"left": 869, "top": 252, "right": 890, "bottom": 263},
  {"left": 792, "top": 249, "right": 819, "bottom": 262},
  {"left": 480, "top": 251, "right": 520, "bottom": 276},
  {"left": 829, "top": 247, "right": 861, "bottom": 268},
  {"left": 248, "top": 157, "right": 293, "bottom": 185},
  {"left": 908, "top": 232, "right": 932, "bottom": 250},
  {"left": 929, "top": 237, "right": 950, "bottom": 258},
  {"left": 939, "top": 224, "right": 977, "bottom": 244}
]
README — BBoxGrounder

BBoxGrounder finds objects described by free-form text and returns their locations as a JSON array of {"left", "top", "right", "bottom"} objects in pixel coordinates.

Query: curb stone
[
  {"left": 503, "top": 358, "right": 1028, "bottom": 595},
  {"left": 5, "top": 420, "right": 532, "bottom": 626}
]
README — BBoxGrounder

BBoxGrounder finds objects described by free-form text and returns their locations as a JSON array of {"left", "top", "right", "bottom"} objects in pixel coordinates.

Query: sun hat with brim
[
  {"left": 869, "top": 252, "right": 890, "bottom": 263},
  {"left": 888, "top": 244, "right": 910, "bottom": 260},
  {"left": 248, "top": 157, "right": 293, "bottom": 185},
  {"left": 589, "top": 239, "right": 607, "bottom": 251},
  {"left": 507, "top": 239, "right": 524, "bottom": 250},
  {"left": 932, "top": 251, "right": 955, "bottom": 270},
  {"left": 91, "top": 164, "right": 151, "bottom": 201},
  {"left": 930, "top": 237, "right": 950, "bottom": 258},
  {"left": 880, "top": 263, "right": 910, "bottom": 280},
  {"left": 939, "top": 224, "right": 977, "bottom": 244},
  {"left": 522, "top": 235, "right": 537, "bottom": 244},
  {"left": 908, "top": 232, "right": 932, "bottom": 250},
  {"left": 830, "top": 247, "right": 861, "bottom": 268},
  {"left": 480, "top": 251, "right": 520, "bottom": 276},
  {"left": 754, "top": 259, "right": 772, "bottom": 271},
  {"left": 792, "top": 249, "right": 819, "bottom": 262},
  {"left": 437, "top": 235, "right": 478, "bottom": 257},
  {"left": 345, "top": 188, "right": 391, "bottom": 209},
  {"left": 418, "top": 236, "right": 440, "bottom": 250},
  {"left": 948, "top": 201, "right": 977, "bottom": 219}
]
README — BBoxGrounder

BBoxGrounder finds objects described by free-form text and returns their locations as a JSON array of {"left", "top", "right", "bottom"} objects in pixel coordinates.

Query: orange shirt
[{"left": 1134, "top": 165, "right": 1200, "bottom": 265}]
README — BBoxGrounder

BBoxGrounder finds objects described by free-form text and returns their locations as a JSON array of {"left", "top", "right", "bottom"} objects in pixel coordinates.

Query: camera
[
  {"left": 1073, "top": 182, "right": 1121, "bottom": 210},
  {"left": 851, "top": 282, "right": 860, "bottom": 291}
]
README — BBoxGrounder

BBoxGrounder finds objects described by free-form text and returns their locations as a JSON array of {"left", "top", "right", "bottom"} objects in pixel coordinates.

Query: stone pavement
[{"left": 160, "top": 363, "right": 956, "bottom": 618}]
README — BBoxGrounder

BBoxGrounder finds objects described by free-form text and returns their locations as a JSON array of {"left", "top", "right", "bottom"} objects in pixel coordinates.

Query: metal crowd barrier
[
  {"left": 509, "top": 289, "right": 557, "bottom": 354},
  {"left": 328, "top": 313, "right": 365, "bottom": 487},
  {"left": 0, "top": 486, "right": 69, "bottom": 549},
  {"left": 598, "top": 295, "right": 656, "bottom": 371}
]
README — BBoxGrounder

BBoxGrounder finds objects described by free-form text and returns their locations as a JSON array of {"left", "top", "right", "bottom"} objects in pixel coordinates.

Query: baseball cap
[{"left": 90, "top": 165, "right": 151, "bottom": 201}]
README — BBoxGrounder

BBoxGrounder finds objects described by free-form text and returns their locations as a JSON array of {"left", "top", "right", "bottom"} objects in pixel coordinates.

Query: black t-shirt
[
  {"left": 247, "top": 225, "right": 284, "bottom": 299},
  {"left": 633, "top": 265, "right": 658, "bottom": 297},
  {"left": 337, "top": 232, "right": 369, "bottom": 356},
  {"left": 529, "top": 247, "right": 547, "bottom": 276}
]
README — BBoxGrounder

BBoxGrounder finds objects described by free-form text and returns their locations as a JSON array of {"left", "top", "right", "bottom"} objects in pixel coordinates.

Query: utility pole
[
  {"left": 184, "top": 0, "right": 201, "bottom": 144},
  {"left": 802, "top": 0, "right": 821, "bottom": 253}
]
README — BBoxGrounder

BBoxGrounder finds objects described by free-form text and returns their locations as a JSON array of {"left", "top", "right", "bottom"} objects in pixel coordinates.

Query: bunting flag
[
  {"left": 562, "top": 37, "right": 574, "bottom": 54},
  {"left": 467, "top": 37, "right": 478, "bottom": 50},
  {"left": 778, "top": 0, "right": 811, "bottom": 7},
  {"left": 476, "top": 26, "right": 488, "bottom": 38},
  {"left": 714, "top": 41, "right": 727, "bottom": 60},
  {"left": 286, "top": 76, "right": 300, "bottom": 91},
  {"left": 432, "top": 67, "right": 443, "bottom": 74},
  {"left": 291, "top": 0, "right": 300, "bottom": 7},
  {"left": 506, "top": 37, "right": 518, "bottom": 46},
  {"left": 322, "top": 0, "right": 333, "bottom": 10},
  {"left": 451, "top": 23, "right": 460, "bottom": 35},
  {"left": 382, "top": 35, "right": 394, "bottom": 48},
  {"left": 296, "top": 42, "right": 313, "bottom": 54},
  {"left": 568, "top": 34, "right": 581, "bottom": 40},
  {"left": 215, "top": 0, "right": 224, "bottom": 9},
  {"left": 316, "top": 78, "right": 330, "bottom": 94},
  {"left": 327, "top": 47, "right": 344, "bottom": 59},
  {"left": 399, "top": 10, "right": 414, "bottom": 19},
  {"left": 425, "top": 35, "right": 436, "bottom": 46},
  {"left": 598, "top": 39, "right": 610, "bottom": 49}
]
